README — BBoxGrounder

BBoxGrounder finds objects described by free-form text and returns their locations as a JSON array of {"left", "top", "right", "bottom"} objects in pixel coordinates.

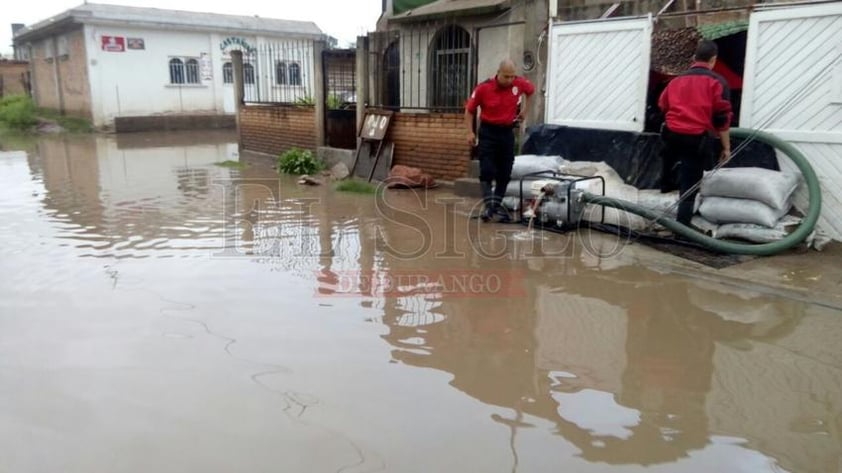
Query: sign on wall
[
  {"left": 127, "top": 38, "right": 145, "bottom": 50},
  {"left": 200, "top": 53, "right": 213, "bottom": 81},
  {"left": 101, "top": 36, "right": 125, "bottom": 52},
  {"left": 219, "top": 36, "right": 256, "bottom": 54}
]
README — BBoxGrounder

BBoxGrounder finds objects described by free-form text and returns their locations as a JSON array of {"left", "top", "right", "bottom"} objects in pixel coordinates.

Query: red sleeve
[
  {"left": 466, "top": 84, "right": 482, "bottom": 113},
  {"left": 711, "top": 80, "right": 733, "bottom": 131},
  {"left": 516, "top": 77, "right": 535, "bottom": 96}
]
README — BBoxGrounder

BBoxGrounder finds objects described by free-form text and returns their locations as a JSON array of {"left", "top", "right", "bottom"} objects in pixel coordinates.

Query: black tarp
[{"left": 521, "top": 125, "right": 779, "bottom": 190}]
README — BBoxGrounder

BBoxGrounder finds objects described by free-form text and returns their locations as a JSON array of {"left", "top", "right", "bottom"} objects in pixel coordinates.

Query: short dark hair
[{"left": 695, "top": 40, "right": 718, "bottom": 62}]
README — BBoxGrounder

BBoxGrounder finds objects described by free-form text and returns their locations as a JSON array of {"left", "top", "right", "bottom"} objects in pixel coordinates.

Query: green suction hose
[{"left": 580, "top": 128, "right": 822, "bottom": 256}]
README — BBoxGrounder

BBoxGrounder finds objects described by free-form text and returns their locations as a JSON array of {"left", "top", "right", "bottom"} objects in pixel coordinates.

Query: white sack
[
  {"left": 698, "top": 196, "right": 790, "bottom": 228},
  {"left": 510, "top": 155, "right": 567, "bottom": 179},
  {"left": 701, "top": 167, "right": 800, "bottom": 211}
]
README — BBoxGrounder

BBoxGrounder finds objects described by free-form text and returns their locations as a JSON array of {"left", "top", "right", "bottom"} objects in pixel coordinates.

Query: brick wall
[
  {"left": 27, "top": 27, "right": 92, "bottom": 119},
  {"left": 57, "top": 29, "right": 91, "bottom": 118},
  {"left": 30, "top": 39, "right": 58, "bottom": 110},
  {"left": 240, "top": 104, "right": 317, "bottom": 155},
  {"left": 388, "top": 111, "right": 471, "bottom": 181},
  {"left": 0, "top": 61, "right": 29, "bottom": 96}
]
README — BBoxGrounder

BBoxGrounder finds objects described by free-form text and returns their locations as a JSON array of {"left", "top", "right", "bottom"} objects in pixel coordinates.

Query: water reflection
[{"left": 2, "top": 132, "right": 840, "bottom": 473}]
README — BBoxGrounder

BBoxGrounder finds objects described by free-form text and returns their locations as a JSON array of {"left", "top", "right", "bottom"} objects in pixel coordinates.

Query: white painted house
[{"left": 13, "top": 3, "right": 328, "bottom": 128}]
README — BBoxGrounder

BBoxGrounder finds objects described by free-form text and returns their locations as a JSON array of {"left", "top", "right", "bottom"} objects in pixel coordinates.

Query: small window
[
  {"left": 244, "top": 63, "right": 255, "bottom": 85},
  {"left": 223, "top": 62, "right": 233, "bottom": 84},
  {"left": 169, "top": 58, "right": 185, "bottom": 84},
  {"left": 57, "top": 36, "right": 69, "bottom": 57},
  {"left": 275, "top": 61, "right": 287, "bottom": 85},
  {"left": 289, "top": 62, "right": 301, "bottom": 86},
  {"left": 185, "top": 59, "right": 200, "bottom": 84},
  {"left": 43, "top": 40, "right": 54, "bottom": 59}
]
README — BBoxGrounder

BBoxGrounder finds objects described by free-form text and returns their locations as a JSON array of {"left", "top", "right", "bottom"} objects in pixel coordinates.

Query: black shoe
[{"left": 480, "top": 207, "right": 494, "bottom": 222}]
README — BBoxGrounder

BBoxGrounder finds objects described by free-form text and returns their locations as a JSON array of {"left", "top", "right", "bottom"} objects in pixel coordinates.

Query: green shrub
[
  {"left": 327, "top": 94, "right": 342, "bottom": 109},
  {"left": 335, "top": 180, "right": 377, "bottom": 194},
  {"left": 294, "top": 96, "right": 315, "bottom": 106},
  {"left": 277, "top": 148, "right": 323, "bottom": 175},
  {"left": 0, "top": 95, "right": 38, "bottom": 130}
]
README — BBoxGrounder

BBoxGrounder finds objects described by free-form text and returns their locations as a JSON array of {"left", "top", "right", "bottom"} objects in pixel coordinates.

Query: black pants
[
  {"left": 477, "top": 122, "right": 515, "bottom": 210},
  {"left": 660, "top": 127, "right": 714, "bottom": 225}
]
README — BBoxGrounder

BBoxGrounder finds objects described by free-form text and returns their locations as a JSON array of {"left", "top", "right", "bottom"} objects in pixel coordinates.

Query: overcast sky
[{"left": 2, "top": 0, "right": 383, "bottom": 55}]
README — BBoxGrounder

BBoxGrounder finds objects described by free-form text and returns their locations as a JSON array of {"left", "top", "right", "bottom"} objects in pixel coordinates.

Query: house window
[
  {"left": 223, "top": 62, "right": 233, "bottom": 84},
  {"left": 169, "top": 57, "right": 202, "bottom": 85},
  {"left": 43, "top": 39, "right": 54, "bottom": 60},
  {"left": 169, "top": 58, "right": 185, "bottom": 84},
  {"left": 289, "top": 62, "right": 301, "bottom": 86},
  {"left": 57, "top": 36, "right": 69, "bottom": 57},
  {"left": 274, "top": 61, "right": 301, "bottom": 86},
  {"left": 275, "top": 61, "right": 287, "bottom": 85},
  {"left": 185, "top": 59, "right": 200, "bottom": 84},
  {"left": 430, "top": 25, "right": 471, "bottom": 109},
  {"left": 244, "top": 63, "right": 255, "bottom": 84}
]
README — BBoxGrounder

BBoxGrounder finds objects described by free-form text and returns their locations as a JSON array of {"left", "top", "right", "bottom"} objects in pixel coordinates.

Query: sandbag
[
  {"left": 582, "top": 177, "right": 646, "bottom": 229},
  {"left": 559, "top": 161, "right": 624, "bottom": 183},
  {"left": 691, "top": 215, "right": 718, "bottom": 236},
  {"left": 637, "top": 190, "right": 679, "bottom": 218},
  {"left": 698, "top": 196, "right": 789, "bottom": 228},
  {"left": 701, "top": 167, "right": 800, "bottom": 211},
  {"left": 510, "top": 155, "right": 567, "bottom": 179},
  {"left": 715, "top": 216, "right": 802, "bottom": 243}
]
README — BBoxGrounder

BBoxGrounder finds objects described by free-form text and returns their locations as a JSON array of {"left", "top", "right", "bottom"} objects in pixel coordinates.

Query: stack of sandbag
[
  {"left": 697, "top": 167, "right": 801, "bottom": 243},
  {"left": 510, "top": 154, "right": 567, "bottom": 180}
]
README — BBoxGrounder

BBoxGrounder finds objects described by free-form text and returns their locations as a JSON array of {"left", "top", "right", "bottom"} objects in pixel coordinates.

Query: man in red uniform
[
  {"left": 465, "top": 59, "right": 535, "bottom": 222},
  {"left": 658, "top": 40, "right": 732, "bottom": 226}
]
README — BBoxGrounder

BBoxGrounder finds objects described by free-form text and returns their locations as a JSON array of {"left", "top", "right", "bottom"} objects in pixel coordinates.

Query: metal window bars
[{"left": 243, "top": 40, "right": 315, "bottom": 105}]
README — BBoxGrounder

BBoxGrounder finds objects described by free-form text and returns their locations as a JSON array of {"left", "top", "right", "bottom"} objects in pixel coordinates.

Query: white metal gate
[
  {"left": 545, "top": 16, "right": 652, "bottom": 132},
  {"left": 741, "top": 3, "right": 842, "bottom": 240}
]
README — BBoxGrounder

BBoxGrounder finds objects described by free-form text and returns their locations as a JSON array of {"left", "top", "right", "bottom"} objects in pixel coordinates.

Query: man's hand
[
  {"left": 719, "top": 147, "right": 731, "bottom": 163},
  {"left": 467, "top": 131, "right": 477, "bottom": 147}
]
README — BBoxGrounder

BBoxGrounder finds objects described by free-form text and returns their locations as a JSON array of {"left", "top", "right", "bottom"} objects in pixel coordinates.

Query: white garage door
[{"left": 545, "top": 16, "right": 652, "bottom": 132}]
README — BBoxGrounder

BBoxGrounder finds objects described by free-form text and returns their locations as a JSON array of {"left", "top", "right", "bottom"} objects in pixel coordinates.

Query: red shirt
[
  {"left": 658, "top": 62, "right": 733, "bottom": 134},
  {"left": 466, "top": 76, "right": 535, "bottom": 126}
]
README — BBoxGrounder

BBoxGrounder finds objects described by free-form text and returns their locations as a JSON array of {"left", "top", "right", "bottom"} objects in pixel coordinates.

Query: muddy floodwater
[{"left": 1, "top": 131, "right": 840, "bottom": 473}]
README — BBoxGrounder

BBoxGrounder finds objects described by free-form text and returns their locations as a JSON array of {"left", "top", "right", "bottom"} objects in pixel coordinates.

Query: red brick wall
[
  {"left": 58, "top": 29, "right": 91, "bottom": 118},
  {"left": 388, "top": 111, "right": 471, "bottom": 181},
  {"left": 27, "top": 27, "right": 91, "bottom": 119},
  {"left": 0, "top": 61, "right": 29, "bottom": 96},
  {"left": 240, "top": 104, "right": 317, "bottom": 155}
]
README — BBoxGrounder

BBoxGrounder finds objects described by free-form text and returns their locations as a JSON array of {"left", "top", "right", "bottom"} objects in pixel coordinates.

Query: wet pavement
[{"left": 1, "top": 131, "right": 841, "bottom": 473}]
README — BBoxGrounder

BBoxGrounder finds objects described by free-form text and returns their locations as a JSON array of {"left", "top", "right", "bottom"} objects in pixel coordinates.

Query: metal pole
[
  {"left": 313, "top": 39, "right": 326, "bottom": 147},
  {"left": 231, "top": 50, "right": 245, "bottom": 146}
]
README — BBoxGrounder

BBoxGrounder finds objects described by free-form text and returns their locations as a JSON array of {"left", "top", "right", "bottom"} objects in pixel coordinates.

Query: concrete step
[{"left": 453, "top": 177, "right": 482, "bottom": 198}]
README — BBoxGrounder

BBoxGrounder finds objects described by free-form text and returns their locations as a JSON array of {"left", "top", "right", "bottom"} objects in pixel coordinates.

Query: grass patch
[
  {"left": 0, "top": 95, "right": 38, "bottom": 130},
  {"left": 0, "top": 95, "right": 93, "bottom": 133},
  {"left": 214, "top": 160, "right": 246, "bottom": 169},
  {"left": 36, "top": 108, "right": 93, "bottom": 133},
  {"left": 335, "top": 179, "right": 378, "bottom": 194}
]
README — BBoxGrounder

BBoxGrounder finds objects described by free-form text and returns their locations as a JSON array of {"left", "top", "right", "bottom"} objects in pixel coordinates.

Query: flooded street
[{"left": 1, "top": 131, "right": 841, "bottom": 473}]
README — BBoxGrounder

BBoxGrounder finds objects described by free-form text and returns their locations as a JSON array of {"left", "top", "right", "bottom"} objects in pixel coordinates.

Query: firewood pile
[{"left": 651, "top": 27, "right": 702, "bottom": 75}]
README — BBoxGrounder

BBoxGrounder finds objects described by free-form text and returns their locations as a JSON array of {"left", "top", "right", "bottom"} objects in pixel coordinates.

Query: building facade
[{"left": 13, "top": 3, "right": 328, "bottom": 128}]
